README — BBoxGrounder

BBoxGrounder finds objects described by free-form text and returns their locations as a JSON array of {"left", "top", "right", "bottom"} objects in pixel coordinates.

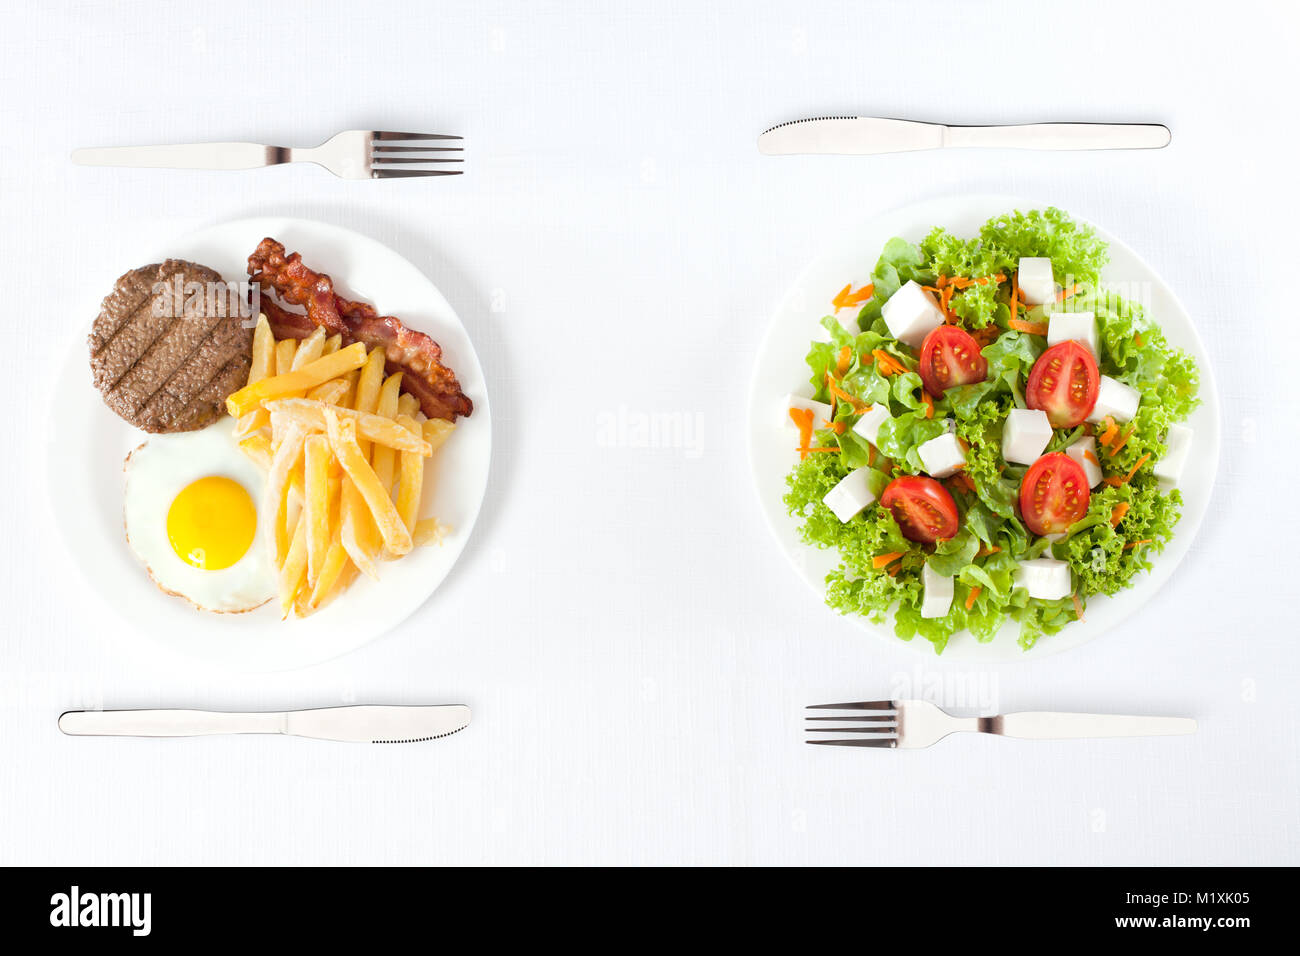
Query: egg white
[{"left": 123, "top": 417, "right": 275, "bottom": 613}]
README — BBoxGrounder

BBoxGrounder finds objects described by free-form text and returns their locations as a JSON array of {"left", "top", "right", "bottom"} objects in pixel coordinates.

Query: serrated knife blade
[
  {"left": 758, "top": 116, "right": 1171, "bottom": 155},
  {"left": 58, "top": 704, "right": 471, "bottom": 743}
]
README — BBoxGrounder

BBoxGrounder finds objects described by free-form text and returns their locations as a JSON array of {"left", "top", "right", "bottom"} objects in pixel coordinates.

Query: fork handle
[
  {"left": 70, "top": 142, "right": 279, "bottom": 170},
  {"left": 996, "top": 712, "right": 1197, "bottom": 740}
]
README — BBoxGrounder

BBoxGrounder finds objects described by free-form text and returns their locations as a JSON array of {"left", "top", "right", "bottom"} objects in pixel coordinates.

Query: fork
[
  {"left": 806, "top": 699, "right": 1197, "bottom": 749},
  {"left": 70, "top": 129, "right": 463, "bottom": 179}
]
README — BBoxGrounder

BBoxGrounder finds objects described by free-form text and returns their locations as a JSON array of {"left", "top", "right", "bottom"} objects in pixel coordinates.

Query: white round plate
[
  {"left": 747, "top": 195, "right": 1220, "bottom": 660},
  {"left": 46, "top": 217, "right": 491, "bottom": 672}
]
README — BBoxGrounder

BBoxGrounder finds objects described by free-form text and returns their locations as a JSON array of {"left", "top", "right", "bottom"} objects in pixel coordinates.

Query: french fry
[
  {"left": 370, "top": 372, "right": 404, "bottom": 490},
  {"left": 395, "top": 414, "right": 423, "bottom": 534},
  {"left": 275, "top": 338, "right": 298, "bottom": 376},
  {"left": 306, "top": 379, "right": 349, "bottom": 405},
  {"left": 413, "top": 518, "right": 450, "bottom": 548},
  {"left": 422, "top": 418, "right": 455, "bottom": 454},
  {"left": 308, "top": 540, "right": 351, "bottom": 609},
  {"left": 238, "top": 434, "right": 272, "bottom": 470},
  {"left": 263, "top": 424, "right": 307, "bottom": 567},
  {"left": 225, "top": 342, "right": 368, "bottom": 417},
  {"left": 353, "top": 347, "right": 388, "bottom": 457},
  {"left": 339, "top": 477, "right": 381, "bottom": 581},
  {"left": 235, "top": 316, "right": 277, "bottom": 439},
  {"left": 279, "top": 515, "right": 309, "bottom": 618},
  {"left": 303, "top": 434, "right": 331, "bottom": 584},
  {"left": 397, "top": 392, "right": 419, "bottom": 419},
  {"left": 259, "top": 399, "right": 431, "bottom": 455},
  {"left": 324, "top": 410, "right": 413, "bottom": 556},
  {"left": 290, "top": 327, "right": 327, "bottom": 370},
  {"left": 322, "top": 333, "right": 343, "bottom": 356}
]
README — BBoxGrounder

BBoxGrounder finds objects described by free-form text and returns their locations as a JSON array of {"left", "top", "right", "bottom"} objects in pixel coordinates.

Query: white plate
[
  {"left": 747, "top": 195, "right": 1220, "bottom": 660},
  {"left": 46, "top": 217, "right": 491, "bottom": 672}
]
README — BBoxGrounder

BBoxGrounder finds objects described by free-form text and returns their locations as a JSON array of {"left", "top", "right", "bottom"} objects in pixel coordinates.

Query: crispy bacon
[{"left": 248, "top": 238, "right": 472, "bottom": 421}]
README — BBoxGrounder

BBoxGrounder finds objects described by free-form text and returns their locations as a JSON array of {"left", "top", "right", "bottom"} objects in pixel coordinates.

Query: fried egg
[{"left": 123, "top": 417, "right": 275, "bottom": 613}]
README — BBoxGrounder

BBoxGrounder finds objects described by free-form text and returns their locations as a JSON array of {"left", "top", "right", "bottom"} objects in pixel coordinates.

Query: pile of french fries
[{"left": 224, "top": 315, "right": 453, "bottom": 618}]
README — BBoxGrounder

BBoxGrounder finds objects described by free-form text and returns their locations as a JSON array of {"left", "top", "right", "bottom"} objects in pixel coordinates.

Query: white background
[{"left": 2, "top": 0, "right": 1297, "bottom": 865}]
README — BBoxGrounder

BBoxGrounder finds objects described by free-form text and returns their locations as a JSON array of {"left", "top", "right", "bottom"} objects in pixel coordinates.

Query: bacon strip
[{"left": 248, "top": 238, "right": 472, "bottom": 421}]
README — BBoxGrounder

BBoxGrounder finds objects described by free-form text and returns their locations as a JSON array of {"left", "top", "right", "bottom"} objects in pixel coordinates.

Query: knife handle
[
  {"left": 943, "top": 123, "right": 1170, "bottom": 151},
  {"left": 70, "top": 142, "right": 278, "bottom": 170},
  {"left": 996, "top": 712, "right": 1196, "bottom": 740},
  {"left": 59, "top": 709, "right": 285, "bottom": 737}
]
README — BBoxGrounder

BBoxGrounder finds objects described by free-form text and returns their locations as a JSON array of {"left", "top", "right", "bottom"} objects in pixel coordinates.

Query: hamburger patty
[{"left": 89, "top": 260, "right": 253, "bottom": 433}]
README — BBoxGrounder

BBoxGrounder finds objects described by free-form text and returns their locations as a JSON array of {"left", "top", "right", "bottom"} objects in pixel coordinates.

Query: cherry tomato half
[
  {"left": 1019, "top": 452, "right": 1091, "bottom": 536},
  {"left": 880, "top": 476, "right": 960, "bottom": 544},
  {"left": 918, "top": 325, "right": 988, "bottom": 397},
  {"left": 1025, "top": 341, "right": 1100, "bottom": 428}
]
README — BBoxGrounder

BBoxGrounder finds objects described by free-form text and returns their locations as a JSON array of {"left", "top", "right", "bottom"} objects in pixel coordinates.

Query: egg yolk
[{"left": 166, "top": 476, "right": 257, "bottom": 570}]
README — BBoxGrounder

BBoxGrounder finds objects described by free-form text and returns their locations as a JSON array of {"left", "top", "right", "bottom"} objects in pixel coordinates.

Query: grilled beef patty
[{"left": 89, "top": 260, "right": 253, "bottom": 433}]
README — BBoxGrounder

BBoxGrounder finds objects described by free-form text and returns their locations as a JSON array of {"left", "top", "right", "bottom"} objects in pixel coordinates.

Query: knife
[
  {"left": 57, "top": 705, "right": 471, "bottom": 743},
  {"left": 758, "top": 116, "right": 1171, "bottom": 155}
]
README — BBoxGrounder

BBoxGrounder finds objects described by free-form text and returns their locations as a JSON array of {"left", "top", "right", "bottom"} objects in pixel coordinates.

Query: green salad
[{"left": 783, "top": 208, "right": 1199, "bottom": 653}]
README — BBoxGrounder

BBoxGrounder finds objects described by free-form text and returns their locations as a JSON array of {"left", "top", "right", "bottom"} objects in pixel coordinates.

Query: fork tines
[
  {"left": 806, "top": 699, "right": 899, "bottom": 748},
  {"left": 371, "top": 131, "right": 463, "bottom": 179}
]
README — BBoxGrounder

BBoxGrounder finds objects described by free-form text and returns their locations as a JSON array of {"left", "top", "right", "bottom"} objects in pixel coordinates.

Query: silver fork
[
  {"left": 70, "top": 129, "right": 463, "bottom": 179},
  {"left": 807, "top": 699, "right": 1197, "bottom": 749}
]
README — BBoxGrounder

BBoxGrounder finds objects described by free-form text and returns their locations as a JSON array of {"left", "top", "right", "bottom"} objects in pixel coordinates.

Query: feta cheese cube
[
  {"left": 881, "top": 280, "right": 945, "bottom": 348},
  {"left": 783, "top": 393, "right": 833, "bottom": 430},
  {"left": 1066, "top": 435, "right": 1103, "bottom": 488},
  {"left": 852, "top": 404, "right": 891, "bottom": 447},
  {"left": 921, "top": 563, "right": 954, "bottom": 619},
  {"left": 1017, "top": 257, "right": 1056, "bottom": 306},
  {"left": 1085, "top": 375, "right": 1141, "bottom": 424},
  {"left": 1001, "top": 408, "right": 1053, "bottom": 465},
  {"left": 834, "top": 309, "right": 860, "bottom": 336},
  {"left": 917, "top": 432, "right": 966, "bottom": 478},
  {"left": 1153, "top": 423, "right": 1193, "bottom": 487},
  {"left": 822, "top": 467, "right": 877, "bottom": 523},
  {"left": 1046, "top": 310, "right": 1099, "bottom": 358},
  {"left": 1016, "top": 558, "right": 1073, "bottom": 600}
]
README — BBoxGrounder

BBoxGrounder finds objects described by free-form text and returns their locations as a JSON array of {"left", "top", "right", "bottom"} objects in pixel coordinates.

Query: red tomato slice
[
  {"left": 1025, "top": 341, "right": 1099, "bottom": 428},
  {"left": 918, "top": 325, "right": 988, "bottom": 396},
  {"left": 880, "top": 476, "right": 960, "bottom": 544},
  {"left": 1019, "top": 452, "right": 1091, "bottom": 536}
]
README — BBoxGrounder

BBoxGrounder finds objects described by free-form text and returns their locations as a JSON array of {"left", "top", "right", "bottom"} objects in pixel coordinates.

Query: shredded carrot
[
  {"left": 1056, "top": 283, "right": 1081, "bottom": 302},
  {"left": 956, "top": 436, "right": 971, "bottom": 452},
  {"left": 790, "top": 407, "right": 814, "bottom": 459},
  {"left": 867, "top": 444, "right": 876, "bottom": 467},
  {"left": 824, "top": 420, "right": 846, "bottom": 434},
  {"left": 831, "top": 283, "right": 852, "bottom": 310},
  {"left": 1123, "top": 539, "right": 1152, "bottom": 550},
  {"left": 887, "top": 564, "right": 901, "bottom": 577},
  {"left": 834, "top": 345, "right": 853, "bottom": 378},
  {"left": 1009, "top": 272, "right": 1020, "bottom": 319},
  {"left": 940, "top": 285, "right": 956, "bottom": 321},
  {"left": 1110, "top": 502, "right": 1130, "bottom": 527},
  {"left": 871, "top": 349, "right": 908, "bottom": 376},
  {"left": 947, "top": 273, "right": 1006, "bottom": 290},
  {"left": 1102, "top": 453, "right": 1151, "bottom": 487},
  {"left": 952, "top": 472, "right": 976, "bottom": 494},
  {"left": 1097, "top": 417, "right": 1119, "bottom": 447},
  {"left": 1070, "top": 593, "right": 1085, "bottom": 620},
  {"left": 832, "top": 282, "right": 874, "bottom": 310},
  {"left": 806, "top": 447, "right": 840, "bottom": 454},
  {"left": 1008, "top": 317, "right": 1049, "bottom": 335},
  {"left": 826, "top": 375, "right": 870, "bottom": 413},
  {"left": 872, "top": 552, "right": 904, "bottom": 570},
  {"left": 964, "top": 586, "right": 981, "bottom": 611},
  {"left": 921, "top": 391, "right": 935, "bottom": 419},
  {"left": 1083, "top": 449, "right": 1101, "bottom": 466},
  {"left": 976, "top": 544, "right": 1001, "bottom": 557},
  {"left": 1133, "top": 332, "right": 1144, "bottom": 347},
  {"left": 1107, "top": 425, "right": 1137, "bottom": 456}
]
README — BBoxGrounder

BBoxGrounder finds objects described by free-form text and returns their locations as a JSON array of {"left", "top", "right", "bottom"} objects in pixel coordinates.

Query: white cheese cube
[
  {"left": 822, "top": 468, "right": 877, "bottom": 523},
  {"left": 1066, "top": 435, "right": 1104, "bottom": 488},
  {"left": 1085, "top": 375, "right": 1141, "bottom": 424},
  {"left": 1016, "top": 558, "right": 1073, "bottom": 601},
  {"left": 881, "top": 280, "right": 945, "bottom": 348},
  {"left": 1001, "top": 408, "right": 1053, "bottom": 465},
  {"left": 921, "top": 563, "right": 954, "bottom": 619},
  {"left": 1153, "top": 424, "right": 1193, "bottom": 487},
  {"left": 1046, "top": 310, "right": 1099, "bottom": 358},
  {"left": 834, "top": 309, "right": 860, "bottom": 335},
  {"left": 917, "top": 432, "right": 966, "bottom": 478},
  {"left": 783, "top": 393, "right": 833, "bottom": 430},
  {"left": 852, "top": 404, "right": 891, "bottom": 447},
  {"left": 1017, "top": 257, "right": 1056, "bottom": 306}
]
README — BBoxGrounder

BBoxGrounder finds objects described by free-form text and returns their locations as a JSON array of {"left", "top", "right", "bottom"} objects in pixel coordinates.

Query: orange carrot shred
[
  {"left": 1056, "top": 283, "right": 1081, "bottom": 302},
  {"left": 1124, "top": 539, "right": 1152, "bottom": 550},
  {"left": 976, "top": 544, "right": 1001, "bottom": 557},
  {"left": 1070, "top": 593, "right": 1085, "bottom": 620},
  {"left": 826, "top": 375, "right": 869, "bottom": 413},
  {"left": 921, "top": 391, "right": 935, "bottom": 419},
  {"left": 887, "top": 564, "right": 901, "bottom": 577},
  {"left": 1008, "top": 317, "right": 1049, "bottom": 336},
  {"left": 830, "top": 283, "right": 852, "bottom": 310},
  {"left": 1097, "top": 417, "right": 1119, "bottom": 446},
  {"left": 965, "top": 586, "right": 981, "bottom": 611},
  {"left": 1110, "top": 502, "right": 1130, "bottom": 527},
  {"left": 806, "top": 447, "right": 840, "bottom": 454},
  {"left": 872, "top": 552, "right": 904, "bottom": 570},
  {"left": 1107, "top": 425, "right": 1137, "bottom": 456},
  {"left": 790, "top": 407, "right": 814, "bottom": 460},
  {"left": 1083, "top": 449, "right": 1101, "bottom": 466},
  {"left": 835, "top": 345, "right": 852, "bottom": 377}
]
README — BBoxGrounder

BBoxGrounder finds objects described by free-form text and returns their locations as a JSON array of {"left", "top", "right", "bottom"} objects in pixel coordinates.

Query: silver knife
[
  {"left": 57, "top": 704, "right": 470, "bottom": 743},
  {"left": 758, "top": 116, "right": 1171, "bottom": 155}
]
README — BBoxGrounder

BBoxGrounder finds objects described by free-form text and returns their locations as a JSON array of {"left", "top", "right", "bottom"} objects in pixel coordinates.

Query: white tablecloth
[{"left": 2, "top": 0, "right": 1296, "bottom": 865}]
